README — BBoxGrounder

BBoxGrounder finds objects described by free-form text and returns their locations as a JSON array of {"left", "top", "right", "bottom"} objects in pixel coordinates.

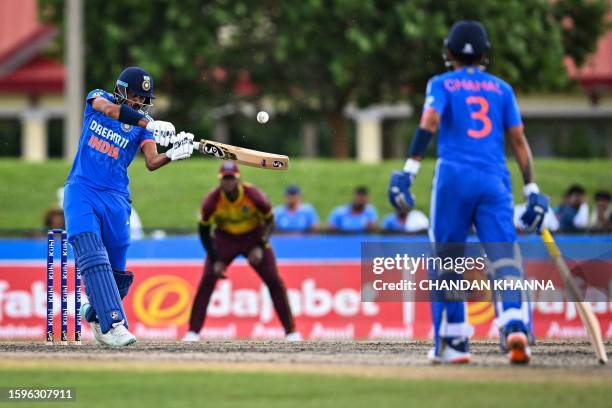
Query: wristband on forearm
[
  {"left": 119, "top": 103, "right": 145, "bottom": 126},
  {"left": 408, "top": 127, "right": 434, "bottom": 157},
  {"left": 208, "top": 248, "right": 219, "bottom": 262},
  {"left": 260, "top": 218, "right": 274, "bottom": 244},
  {"left": 198, "top": 223, "right": 218, "bottom": 261}
]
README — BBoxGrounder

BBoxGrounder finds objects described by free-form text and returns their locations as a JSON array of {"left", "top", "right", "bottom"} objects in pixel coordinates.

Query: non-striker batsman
[
  {"left": 388, "top": 21, "right": 549, "bottom": 364},
  {"left": 64, "top": 67, "right": 194, "bottom": 346}
]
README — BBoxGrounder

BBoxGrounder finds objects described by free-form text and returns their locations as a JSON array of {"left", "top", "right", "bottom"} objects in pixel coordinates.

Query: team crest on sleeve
[
  {"left": 424, "top": 96, "right": 435, "bottom": 110},
  {"left": 121, "top": 123, "right": 133, "bottom": 133},
  {"left": 142, "top": 76, "right": 151, "bottom": 91}
]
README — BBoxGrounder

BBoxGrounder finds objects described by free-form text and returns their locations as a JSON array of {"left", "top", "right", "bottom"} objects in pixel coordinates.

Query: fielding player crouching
[{"left": 183, "top": 162, "right": 301, "bottom": 341}]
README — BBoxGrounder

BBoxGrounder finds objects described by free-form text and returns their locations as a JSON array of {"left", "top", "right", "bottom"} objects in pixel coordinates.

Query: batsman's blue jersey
[
  {"left": 66, "top": 89, "right": 155, "bottom": 197},
  {"left": 424, "top": 67, "right": 522, "bottom": 243},
  {"left": 424, "top": 67, "right": 522, "bottom": 175},
  {"left": 64, "top": 90, "right": 155, "bottom": 261}
]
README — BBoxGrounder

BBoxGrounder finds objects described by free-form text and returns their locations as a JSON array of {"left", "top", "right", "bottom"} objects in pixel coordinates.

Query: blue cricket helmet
[
  {"left": 114, "top": 66, "right": 155, "bottom": 111},
  {"left": 444, "top": 20, "right": 490, "bottom": 61}
]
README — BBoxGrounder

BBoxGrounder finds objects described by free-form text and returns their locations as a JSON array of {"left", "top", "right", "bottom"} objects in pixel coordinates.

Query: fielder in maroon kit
[{"left": 182, "top": 162, "right": 301, "bottom": 341}]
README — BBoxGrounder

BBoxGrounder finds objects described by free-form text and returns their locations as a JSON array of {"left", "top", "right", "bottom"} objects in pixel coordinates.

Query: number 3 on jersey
[{"left": 466, "top": 96, "right": 492, "bottom": 138}]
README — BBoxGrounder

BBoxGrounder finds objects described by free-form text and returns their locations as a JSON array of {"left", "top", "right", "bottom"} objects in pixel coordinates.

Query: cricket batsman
[
  {"left": 64, "top": 67, "right": 194, "bottom": 346},
  {"left": 183, "top": 162, "right": 301, "bottom": 341},
  {"left": 388, "top": 21, "right": 549, "bottom": 364}
]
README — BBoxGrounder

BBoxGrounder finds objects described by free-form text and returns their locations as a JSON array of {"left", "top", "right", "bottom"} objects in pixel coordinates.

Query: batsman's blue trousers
[
  {"left": 63, "top": 181, "right": 130, "bottom": 271},
  {"left": 428, "top": 159, "right": 530, "bottom": 352}
]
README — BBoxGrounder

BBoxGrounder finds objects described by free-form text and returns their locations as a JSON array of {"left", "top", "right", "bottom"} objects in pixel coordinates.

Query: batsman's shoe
[
  {"left": 428, "top": 337, "right": 471, "bottom": 364},
  {"left": 96, "top": 320, "right": 137, "bottom": 347},
  {"left": 80, "top": 303, "right": 104, "bottom": 345},
  {"left": 181, "top": 331, "right": 201, "bottom": 342},
  {"left": 285, "top": 332, "right": 303, "bottom": 342},
  {"left": 502, "top": 321, "right": 531, "bottom": 365},
  {"left": 506, "top": 331, "right": 531, "bottom": 365}
]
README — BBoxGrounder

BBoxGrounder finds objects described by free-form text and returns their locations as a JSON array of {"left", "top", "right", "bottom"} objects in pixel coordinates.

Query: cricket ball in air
[{"left": 257, "top": 111, "right": 269, "bottom": 124}]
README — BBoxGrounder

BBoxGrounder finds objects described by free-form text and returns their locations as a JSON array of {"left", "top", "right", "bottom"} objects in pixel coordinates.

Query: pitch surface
[{"left": 1, "top": 340, "right": 610, "bottom": 375}]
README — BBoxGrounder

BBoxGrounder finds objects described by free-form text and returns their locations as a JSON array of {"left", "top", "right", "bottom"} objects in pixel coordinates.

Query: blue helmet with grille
[{"left": 114, "top": 66, "right": 155, "bottom": 112}]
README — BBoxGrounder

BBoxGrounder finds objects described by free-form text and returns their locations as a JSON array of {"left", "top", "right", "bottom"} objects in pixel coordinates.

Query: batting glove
[
  {"left": 165, "top": 131, "right": 194, "bottom": 161},
  {"left": 520, "top": 183, "right": 549, "bottom": 232},
  {"left": 388, "top": 158, "right": 420, "bottom": 211},
  {"left": 146, "top": 120, "right": 176, "bottom": 146},
  {"left": 388, "top": 171, "right": 415, "bottom": 212}
]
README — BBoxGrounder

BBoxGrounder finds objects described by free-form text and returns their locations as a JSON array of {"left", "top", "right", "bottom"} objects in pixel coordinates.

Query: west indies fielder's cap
[{"left": 219, "top": 161, "right": 240, "bottom": 178}]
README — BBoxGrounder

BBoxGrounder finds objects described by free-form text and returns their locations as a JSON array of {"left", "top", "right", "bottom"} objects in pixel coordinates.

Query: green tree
[
  {"left": 553, "top": 0, "right": 611, "bottom": 66},
  {"left": 40, "top": 0, "right": 222, "bottom": 127},
  {"left": 41, "top": 0, "right": 609, "bottom": 157}
]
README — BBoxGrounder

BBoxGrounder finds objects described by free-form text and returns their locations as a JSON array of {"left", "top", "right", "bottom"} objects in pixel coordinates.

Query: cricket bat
[
  {"left": 193, "top": 139, "right": 289, "bottom": 170},
  {"left": 541, "top": 228, "right": 608, "bottom": 364}
]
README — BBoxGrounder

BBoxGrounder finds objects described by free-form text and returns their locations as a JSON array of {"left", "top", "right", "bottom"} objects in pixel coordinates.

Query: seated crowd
[
  {"left": 274, "top": 183, "right": 611, "bottom": 234},
  {"left": 273, "top": 185, "right": 429, "bottom": 234},
  {"left": 513, "top": 184, "right": 611, "bottom": 233},
  {"left": 44, "top": 183, "right": 611, "bottom": 235}
]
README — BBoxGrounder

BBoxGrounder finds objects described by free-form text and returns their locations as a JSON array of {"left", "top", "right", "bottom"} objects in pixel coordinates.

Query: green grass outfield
[
  {"left": 0, "top": 363, "right": 609, "bottom": 408},
  {"left": 0, "top": 158, "right": 609, "bottom": 230}
]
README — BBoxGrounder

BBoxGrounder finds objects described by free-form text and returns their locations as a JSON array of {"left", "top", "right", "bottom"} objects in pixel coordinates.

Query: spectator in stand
[
  {"left": 43, "top": 208, "right": 65, "bottom": 231},
  {"left": 328, "top": 186, "right": 378, "bottom": 232},
  {"left": 381, "top": 207, "right": 429, "bottom": 233},
  {"left": 42, "top": 187, "right": 66, "bottom": 233},
  {"left": 57, "top": 186, "right": 144, "bottom": 239},
  {"left": 556, "top": 184, "right": 589, "bottom": 232},
  {"left": 589, "top": 190, "right": 612, "bottom": 232},
  {"left": 274, "top": 185, "right": 319, "bottom": 232},
  {"left": 129, "top": 209, "right": 145, "bottom": 240}
]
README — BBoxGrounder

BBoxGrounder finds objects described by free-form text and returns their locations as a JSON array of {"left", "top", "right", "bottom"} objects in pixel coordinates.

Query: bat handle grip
[
  {"left": 541, "top": 228, "right": 561, "bottom": 258},
  {"left": 167, "top": 135, "right": 199, "bottom": 147}
]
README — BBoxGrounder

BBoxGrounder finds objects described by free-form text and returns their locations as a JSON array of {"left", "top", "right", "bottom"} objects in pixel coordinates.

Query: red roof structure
[
  {"left": 0, "top": 0, "right": 64, "bottom": 93},
  {"left": 566, "top": 32, "right": 612, "bottom": 90},
  {"left": 565, "top": 12, "right": 612, "bottom": 97}
]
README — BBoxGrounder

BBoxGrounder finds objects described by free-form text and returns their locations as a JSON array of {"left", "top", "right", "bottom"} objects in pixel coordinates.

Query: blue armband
[
  {"left": 408, "top": 127, "right": 434, "bottom": 157},
  {"left": 119, "top": 104, "right": 145, "bottom": 126}
]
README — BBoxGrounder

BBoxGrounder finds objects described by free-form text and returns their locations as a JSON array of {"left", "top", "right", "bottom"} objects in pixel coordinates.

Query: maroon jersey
[{"left": 201, "top": 183, "right": 273, "bottom": 235}]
